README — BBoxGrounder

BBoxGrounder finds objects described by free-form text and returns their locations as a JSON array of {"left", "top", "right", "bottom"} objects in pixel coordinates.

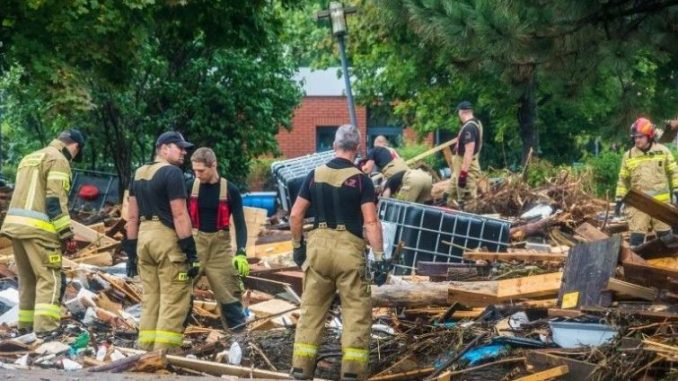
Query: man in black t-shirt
[
  {"left": 124, "top": 131, "right": 198, "bottom": 351},
  {"left": 448, "top": 101, "right": 483, "bottom": 209},
  {"left": 361, "top": 136, "right": 432, "bottom": 203},
  {"left": 289, "top": 125, "right": 385, "bottom": 381},
  {"left": 188, "top": 147, "right": 249, "bottom": 331}
]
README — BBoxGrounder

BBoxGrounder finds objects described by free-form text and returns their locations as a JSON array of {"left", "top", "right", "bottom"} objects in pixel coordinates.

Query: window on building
[
  {"left": 316, "top": 126, "right": 338, "bottom": 152},
  {"left": 367, "top": 126, "right": 403, "bottom": 148}
]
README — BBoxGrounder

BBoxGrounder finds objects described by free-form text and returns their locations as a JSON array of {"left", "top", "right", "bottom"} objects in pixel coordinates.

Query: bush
[
  {"left": 247, "top": 156, "right": 280, "bottom": 192},
  {"left": 395, "top": 139, "right": 437, "bottom": 168},
  {"left": 583, "top": 150, "right": 623, "bottom": 198}
]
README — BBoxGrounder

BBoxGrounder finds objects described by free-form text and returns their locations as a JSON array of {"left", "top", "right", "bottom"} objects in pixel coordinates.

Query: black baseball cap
[
  {"left": 455, "top": 101, "right": 473, "bottom": 112},
  {"left": 155, "top": 131, "right": 194, "bottom": 149},
  {"left": 59, "top": 128, "right": 87, "bottom": 162}
]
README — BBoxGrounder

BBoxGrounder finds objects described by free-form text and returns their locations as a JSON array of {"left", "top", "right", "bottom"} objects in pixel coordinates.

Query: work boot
[
  {"left": 657, "top": 230, "right": 678, "bottom": 249},
  {"left": 291, "top": 367, "right": 313, "bottom": 380},
  {"left": 220, "top": 302, "right": 246, "bottom": 332},
  {"left": 629, "top": 232, "right": 645, "bottom": 249}
]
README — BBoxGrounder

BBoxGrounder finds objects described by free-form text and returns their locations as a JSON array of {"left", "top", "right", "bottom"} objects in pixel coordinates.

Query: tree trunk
[
  {"left": 371, "top": 282, "right": 450, "bottom": 307},
  {"left": 100, "top": 100, "right": 132, "bottom": 201},
  {"left": 517, "top": 68, "right": 538, "bottom": 165}
]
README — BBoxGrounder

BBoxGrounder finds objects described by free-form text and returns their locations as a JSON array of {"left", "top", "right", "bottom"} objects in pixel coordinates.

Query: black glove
[
  {"left": 179, "top": 236, "right": 201, "bottom": 278},
  {"left": 673, "top": 191, "right": 678, "bottom": 205},
  {"left": 614, "top": 199, "right": 623, "bottom": 217},
  {"left": 371, "top": 260, "right": 389, "bottom": 286},
  {"left": 122, "top": 239, "right": 138, "bottom": 278},
  {"left": 292, "top": 238, "right": 306, "bottom": 267}
]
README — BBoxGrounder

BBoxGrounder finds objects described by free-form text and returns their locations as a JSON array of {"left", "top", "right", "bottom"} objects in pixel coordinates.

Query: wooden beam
[
  {"left": 623, "top": 189, "right": 678, "bottom": 226},
  {"left": 448, "top": 273, "right": 562, "bottom": 307},
  {"left": 574, "top": 222, "right": 645, "bottom": 264},
  {"left": 118, "top": 347, "right": 292, "bottom": 379},
  {"left": 513, "top": 365, "right": 569, "bottom": 381},
  {"left": 623, "top": 261, "right": 678, "bottom": 292},
  {"left": 72, "top": 220, "right": 119, "bottom": 248},
  {"left": 607, "top": 278, "right": 657, "bottom": 301},
  {"left": 405, "top": 138, "right": 457, "bottom": 165},
  {"left": 526, "top": 351, "right": 597, "bottom": 381},
  {"left": 372, "top": 282, "right": 450, "bottom": 307},
  {"left": 463, "top": 251, "right": 566, "bottom": 263}
]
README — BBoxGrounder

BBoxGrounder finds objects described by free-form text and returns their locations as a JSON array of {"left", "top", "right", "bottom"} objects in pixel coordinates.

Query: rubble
[{"left": 0, "top": 160, "right": 676, "bottom": 380}]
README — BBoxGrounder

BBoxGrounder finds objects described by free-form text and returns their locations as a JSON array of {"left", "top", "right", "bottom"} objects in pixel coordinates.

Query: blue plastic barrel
[{"left": 242, "top": 192, "right": 278, "bottom": 217}]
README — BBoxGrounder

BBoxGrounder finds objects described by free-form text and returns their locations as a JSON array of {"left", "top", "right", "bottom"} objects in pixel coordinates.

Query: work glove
[
  {"left": 122, "top": 238, "right": 138, "bottom": 278},
  {"left": 371, "top": 251, "right": 388, "bottom": 286},
  {"left": 179, "top": 236, "right": 201, "bottom": 279},
  {"left": 232, "top": 250, "right": 250, "bottom": 277},
  {"left": 457, "top": 170, "right": 468, "bottom": 189},
  {"left": 614, "top": 199, "right": 623, "bottom": 217},
  {"left": 292, "top": 238, "right": 307, "bottom": 267},
  {"left": 61, "top": 237, "right": 78, "bottom": 254}
]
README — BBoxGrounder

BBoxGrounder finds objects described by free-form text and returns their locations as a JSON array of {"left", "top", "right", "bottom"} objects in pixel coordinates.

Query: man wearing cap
[
  {"left": 361, "top": 136, "right": 432, "bottom": 203},
  {"left": 448, "top": 101, "right": 483, "bottom": 209},
  {"left": 1, "top": 129, "right": 86, "bottom": 335},
  {"left": 188, "top": 147, "right": 249, "bottom": 331},
  {"left": 123, "top": 131, "right": 199, "bottom": 350}
]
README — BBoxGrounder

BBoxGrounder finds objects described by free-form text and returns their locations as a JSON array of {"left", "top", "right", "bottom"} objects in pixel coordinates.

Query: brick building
[{"left": 277, "top": 68, "right": 428, "bottom": 159}]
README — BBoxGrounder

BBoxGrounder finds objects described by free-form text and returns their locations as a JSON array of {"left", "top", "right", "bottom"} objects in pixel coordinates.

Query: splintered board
[{"left": 558, "top": 236, "right": 620, "bottom": 308}]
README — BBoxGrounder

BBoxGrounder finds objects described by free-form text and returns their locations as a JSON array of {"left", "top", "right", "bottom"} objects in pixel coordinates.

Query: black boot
[
  {"left": 220, "top": 302, "right": 246, "bottom": 332},
  {"left": 629, "top": 232, "right": 645, "bottom": 248},
  {"left": 657, "top": 230, "right": 678, "bottom": 249}
]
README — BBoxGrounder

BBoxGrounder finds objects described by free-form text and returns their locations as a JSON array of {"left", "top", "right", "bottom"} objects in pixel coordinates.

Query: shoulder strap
[
  {"left": 191, "top": 178, "right": 201, "bottom": 198},
  {"left": 219, "top": 178, "right": 228, "bottom": 201}
]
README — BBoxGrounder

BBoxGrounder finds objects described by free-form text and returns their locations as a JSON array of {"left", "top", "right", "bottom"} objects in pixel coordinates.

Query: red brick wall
[{"left": 277, "top": 97, "right": 367, "bottom": 158}]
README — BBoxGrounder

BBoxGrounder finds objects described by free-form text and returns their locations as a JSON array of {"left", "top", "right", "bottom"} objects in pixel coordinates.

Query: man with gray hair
[{"left": 289, "top": 124, "right": 386, "bottom": 380}]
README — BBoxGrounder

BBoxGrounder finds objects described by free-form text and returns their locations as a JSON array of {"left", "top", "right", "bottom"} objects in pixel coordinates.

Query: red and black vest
[{"left": 188, "top": 178, "right": 231, "bottom": 230}]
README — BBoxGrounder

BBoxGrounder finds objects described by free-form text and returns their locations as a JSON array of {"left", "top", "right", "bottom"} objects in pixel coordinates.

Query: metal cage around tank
[
  {"left": 271, "top": 150, "right": 336, "bottom": 212},
  {"left": 377, "top": 198, "right": 512, "bottom": 275}
]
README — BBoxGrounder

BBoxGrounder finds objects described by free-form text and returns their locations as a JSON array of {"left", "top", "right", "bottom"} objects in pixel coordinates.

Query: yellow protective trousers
[
  {"left": 137, "top": 221, "right": 192, "bottom": 350},
  {"left": 292, "top": 229, "right": 371, "bottom": 380},
  {"left": 397, "top": 169, "right": 433, "bottom": 203},
  {"left": 194, "top": 229, "right": 242, "bottom": 328},
  {"left": 448, "top": 154, "right": 481, "bottom": 207},
  {"left": 13, "top": 237, "right": 62, "bottom": 333}
]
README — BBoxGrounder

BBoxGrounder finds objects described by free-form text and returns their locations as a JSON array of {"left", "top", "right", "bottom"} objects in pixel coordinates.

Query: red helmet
[{"left": 630, "top": 117, "right": 655, "bottom": 139}]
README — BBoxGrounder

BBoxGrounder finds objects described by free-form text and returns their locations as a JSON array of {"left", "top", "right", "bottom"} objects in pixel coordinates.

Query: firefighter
[
  {"left": 615, "top": 117, "right": 678, "bottom": 247},
  {"left": 290, "top": 125, "right": 386, "bottom": 381},
  {"left": 0, "top": 129, "right": 85, "bottom": 335},
  {"left": 188, "top": 147, "right": 249, "bottom": 331},
  {"left": 361, "top": 136, "right": 432, "bottom": 203},
  {"left": 123, "top": 131, "right": 199, "bottom": 351},
  {"left": 448, "top": 101, "right": 483, "bottom": 209}
]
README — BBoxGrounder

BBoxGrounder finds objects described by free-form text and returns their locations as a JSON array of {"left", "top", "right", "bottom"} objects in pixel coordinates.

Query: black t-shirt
[
  {"left": 298, "top": 158, "right": 376, "bottom": 239},
  {"left": 367, "top": 146, "right": 396, "bottom": 169},
  {"left": 456, "top": 118, "right": 481, "bottom": 156},
  {"left": 188, "top": 179, "right": 248, "bottom": 250},
  {"left": 130, "top": 163, "right": 187, "bottom": 229}
]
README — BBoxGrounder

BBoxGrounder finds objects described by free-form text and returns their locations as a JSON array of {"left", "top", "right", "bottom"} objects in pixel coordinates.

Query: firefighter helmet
[{"left": 630, "top": 117, "right": 655, "bottom": 139}]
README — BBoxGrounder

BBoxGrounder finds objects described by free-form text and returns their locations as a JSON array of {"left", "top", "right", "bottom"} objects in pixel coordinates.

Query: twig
[{"left": 249, "top": 342, "right": 277, "bottom": 371}]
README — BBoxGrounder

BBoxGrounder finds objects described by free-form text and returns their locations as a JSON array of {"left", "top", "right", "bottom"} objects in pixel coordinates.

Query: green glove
[{"left": 232, "top": 250, "right": 250, "bottom": 277}]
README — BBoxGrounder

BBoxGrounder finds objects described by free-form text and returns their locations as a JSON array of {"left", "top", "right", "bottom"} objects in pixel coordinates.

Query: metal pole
[{"left": 337, "top": 34, "right": 358, "bottom": 129}]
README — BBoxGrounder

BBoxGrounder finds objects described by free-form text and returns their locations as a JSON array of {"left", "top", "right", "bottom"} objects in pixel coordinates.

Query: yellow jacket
[
  {"left": 0, "top": 139, "right": 74, "bottom": 242},
  {"left": 615, "top": 143, "right": 678, "bottom": 203}
]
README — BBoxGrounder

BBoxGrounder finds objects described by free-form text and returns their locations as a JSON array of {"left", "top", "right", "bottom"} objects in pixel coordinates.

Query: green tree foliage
[{"left": 0, "top": 1, "right": 301, "bottom": 192}]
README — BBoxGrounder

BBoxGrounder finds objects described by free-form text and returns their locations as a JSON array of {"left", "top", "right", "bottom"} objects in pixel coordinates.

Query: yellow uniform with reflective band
[
  {"left": 378, "top": 150, "right": 432, "bottom": 204},
  {"left": 292, "top": 165, "right": 372, "bottom": 381},
  {"left": 448, "top": 119, "right": 484, "bottom": 207},
  {"left": 133, "top": 160, "right": 192, "bottom": 351},
  {"left": 0, "top": 139, "right": 73, "bottom": 333},
  {"left": 616, "top": 143, "right": 678, "bottom": 234}
]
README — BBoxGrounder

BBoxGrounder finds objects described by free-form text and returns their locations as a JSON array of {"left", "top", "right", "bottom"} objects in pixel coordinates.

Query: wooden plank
[
  {"left": 623, "top": 189, "right": 678, "bottom": 226},
  {"left": 607, "top": 278, "right": 657, "bottom": 301},
  {"left": 71, "top": 251, "right": 113, "bottom": 266},
  {"left": 118, "top": 347, "right": 292, "bottom": 379},
  {"left": 634, "top": 238, "right": 678, "bottom": 260},
  {"left": 231, "top": 206, "right": 268, "bottom": 258},
  {"left": 254, "top": 241, "right": 293, "bottom": 258},
  {"left": 373, "top": 282, "right": 450, "bottom": 307},
  {"left": 405, "top": 138, "right": 457, "bottom": 165},
  {"left": 574, "top": 222, "right": 644, "bottom": 264},
  {"left": 464, "top": 251, "right": 566, "bottom": 263},
  {"left": 622, "top": 261, "right": 678, "bottom": 292},
  {"left": 72, "top": 220, "right": 119, "bottom": 248},
  {"left": 513, "top": 365, "right": 569, "bottom": 381},
  {"left": 526, "top": 352, "right": 595, "bottom": 381},
  {"left": 448, "top": 273, "right": 562, "bottom": 307},
  {"left": 558, "top": 236, "right": 620, "bottom": 308}
]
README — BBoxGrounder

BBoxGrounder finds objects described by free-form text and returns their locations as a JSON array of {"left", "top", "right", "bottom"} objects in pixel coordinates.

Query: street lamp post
[{"left": 317, "top": 2, "right": 358, "bottom": 130}]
